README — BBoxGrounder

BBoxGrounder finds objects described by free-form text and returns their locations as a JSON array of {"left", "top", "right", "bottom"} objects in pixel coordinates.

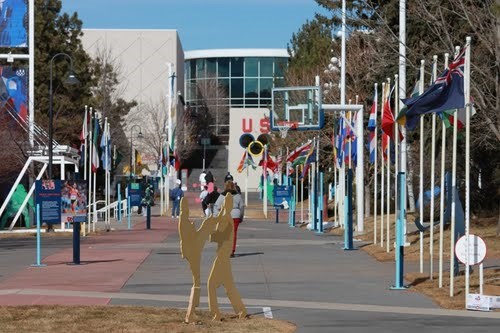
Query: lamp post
[
  {"left": 129, "top": 125, "right": 143, "bottom": 180},
  {"left": 48, "top": 53, "right": 79, "bottom": 179}
]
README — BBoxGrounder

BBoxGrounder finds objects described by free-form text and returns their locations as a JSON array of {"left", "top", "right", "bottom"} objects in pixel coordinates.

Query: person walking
[
  {"left": 199, "top": 185, "right": 209, "bottom": 216},
  {"left": 203, "top": 185, "right": 220, "bottom": 216},
  {"left": 204, "top": 170, "right": 214, "bottom": 185},
  {"left": 224, "top": 172, "right": 234, "bottom": 182},
  {"left": 213, "top": 180, "right": 244, "bottom": 257},
  {"left": 199, "top": 170, "right": 207, "bottom": 191},
  {"left": 171, "top": 179, "right": 184, "bottom": 218}
]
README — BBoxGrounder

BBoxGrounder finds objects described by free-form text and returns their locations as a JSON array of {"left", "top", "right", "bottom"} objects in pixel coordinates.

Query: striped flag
[
  {"left": 91, "top": 117, "right": 100, "bottom": 172},
  {"left": 286, "top": 140, "right": 312, "bottom": 163},
  {"left": 367, "top": 89, "right": 377, "bottom": 164},
  {"left": 301, "top": 141, "right": 316, "bottom": 179}
]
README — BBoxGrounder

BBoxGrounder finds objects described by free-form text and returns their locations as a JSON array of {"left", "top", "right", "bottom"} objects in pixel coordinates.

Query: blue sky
[{"left": 61, "top": 0, "right": 329, "bottom": 51}]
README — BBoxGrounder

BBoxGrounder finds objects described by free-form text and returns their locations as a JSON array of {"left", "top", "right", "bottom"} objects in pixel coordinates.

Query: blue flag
[{"left": 402, "top": 47, "right": 466, "bottom": 130}]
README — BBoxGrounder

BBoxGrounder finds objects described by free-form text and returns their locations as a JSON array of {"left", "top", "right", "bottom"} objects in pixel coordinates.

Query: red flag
[{"left": 381, "top": 89, "right": 403, "bottom": 142}]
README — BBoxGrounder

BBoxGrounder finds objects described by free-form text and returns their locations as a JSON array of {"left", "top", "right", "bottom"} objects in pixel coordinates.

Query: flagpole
[
  {"left": 438, "top": 52, "right": 450, "bottom": 288},
  {"left": 464, "top": 36, "right": 472, "bottom": 301},
  {"left": 104, "top": 118, "right": 109, "bottom": 231},
  {"left": 373, "top": 83, "right": 378, "bottom": 245},
  {"left": 429, "top": 55, "right": 438, "bottom": 279},
  {"left": 380, "top": 82, "right": 386, "bottom": 248},
  {"left": 83, "top": 106, "right": 88, "bottom": 181},
  {"left": 449, "top": 46, "right": 460, "bottom": 297},
  {"left": 386, "top": 77, "right": 391, "bottom": 254},
  {"left": 393, "top": 74, "right": 399, "bottom": 258},
  {"left": 245, "top": 162, "right": 248, "bottom": 206},
  {"left": 87, "top": 109, "right": 93, "bottom": 234},
  {"left": 263, "top": 145, "right": 268, "bottom": 219},
  {"left": 419, "top": 60, "right": 425, "bottom": 274}
]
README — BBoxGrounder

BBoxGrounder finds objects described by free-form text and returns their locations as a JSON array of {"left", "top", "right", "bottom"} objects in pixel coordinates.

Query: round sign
[{"left": 454, "top": 234, "right": 487, "bottom": 265}]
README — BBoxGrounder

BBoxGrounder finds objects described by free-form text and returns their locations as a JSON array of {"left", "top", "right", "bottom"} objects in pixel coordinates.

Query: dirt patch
[{"left": 0, "top": 305, "right": 297, "bottom": 333}]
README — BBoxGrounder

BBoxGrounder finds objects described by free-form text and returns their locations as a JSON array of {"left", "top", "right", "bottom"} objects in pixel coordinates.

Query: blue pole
[
  {"left": 31, "top": 204, "right": 46, "bottom": 267},
  {"left": 343, "top": 169, "right": 354, "bottom": 250},
  {"left": 317, "top": 172, "right": 324, "bottom": 234},
  {"left": 117, "top": 183, "right": 122, "bottom": 223},
  {"left": 127, "top": 195, "right": 131, "bottom": 230},
  {"left": 391, "top": 172, "right": 407, "bottom": 290}
]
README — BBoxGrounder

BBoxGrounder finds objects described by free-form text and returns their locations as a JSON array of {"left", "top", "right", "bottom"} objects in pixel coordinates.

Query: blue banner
[
  {"left": 0, "top": 0, "right": 28, "bottom": 47},
  {"left": 35, "top": 180, "right": 61, "bottom": 224}
]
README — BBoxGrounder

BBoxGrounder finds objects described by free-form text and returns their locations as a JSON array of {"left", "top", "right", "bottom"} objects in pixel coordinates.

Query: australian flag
[{"left": 402, "top": 46, "right": 466, "bottom": 130}]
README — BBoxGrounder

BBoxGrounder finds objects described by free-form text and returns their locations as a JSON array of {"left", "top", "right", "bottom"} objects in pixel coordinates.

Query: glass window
[
  {"left": 260, "top": 78, "right": 273, "bottom": 98},
  {"left": 260, "top": 58, "right": 273, "bottom": 77},
  {"left": 231, "top": 57, "right": 244, "bottom": 77},
  {"left": 245, "top": 58, "right": 258, "bottom": 77},
  {"left": 231, "top": 99, "right": 244, "bottom": 107},
  {"left": 231, "top": 78, "right": 243, "bottom": 98},
  {"left": 275, "top": 58, "right": 288, "bottom": 77},
  {"left": 218, "top": 78, "right": 229, "bottom": 97},
  {"left": 196, "top": 59, "right": 205, "bottom": 78},
  {"left": 185, "top": 62, "right": 191, "bottom": 80},
  {"left": 260, "top": 98, "right": 272, "bottom": 109},
  {"left": 218, "top": 58, "right": 229, "bottom": 77},
  {"left": 206, "top": 58, "right": 217, "bottom": 77},
  {"left": 245, "top": 78, "right": 258, "bottom": 106},
  {"left": 189, "top": 61, "right": 196, "bottom": 79}
]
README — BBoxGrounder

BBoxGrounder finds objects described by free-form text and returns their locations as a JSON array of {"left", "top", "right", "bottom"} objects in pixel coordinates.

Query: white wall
[{"left": 228, "top": 108, "right": 271, "bottom": 192}]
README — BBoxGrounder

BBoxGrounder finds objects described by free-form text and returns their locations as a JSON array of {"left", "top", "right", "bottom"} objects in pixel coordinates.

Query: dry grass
[
  {"left": 351, "top": 212, "right": 500, "bottom": 310},
  {"left": 0, "top": 305, "right": 296, "bottom": 333}
]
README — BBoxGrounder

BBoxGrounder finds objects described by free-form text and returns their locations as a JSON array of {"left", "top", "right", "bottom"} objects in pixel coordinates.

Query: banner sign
[
  {"left": 61, "top": 180, "right": 88, "bottom": 223},
  {"left": 273, "top": 185, "right": 292, "bottom": 208},
  {"left": 0, "top": 66, "right": 29, "bottom": 121},
  {"left": 128, "top": 183, "right": 142, "bottom": 206},
  {"left": 35, "top": 180, "right": 61, "bottom": 224},
  {"left": 0, "top": 0, "right": 28, "bottom": 47}
]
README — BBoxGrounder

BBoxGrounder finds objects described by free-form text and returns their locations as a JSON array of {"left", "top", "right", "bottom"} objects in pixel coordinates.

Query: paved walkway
[{"left": 0, "top": 194, "right": 498, "bottom": 332}]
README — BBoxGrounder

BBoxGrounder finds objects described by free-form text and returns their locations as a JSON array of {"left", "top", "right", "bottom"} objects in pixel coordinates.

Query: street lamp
[
  {"left": 48, "top": 53, "right": 80, "bottom": 179},
  {"left": 129, "top": 124, "right": 143, "bottom": 180}
]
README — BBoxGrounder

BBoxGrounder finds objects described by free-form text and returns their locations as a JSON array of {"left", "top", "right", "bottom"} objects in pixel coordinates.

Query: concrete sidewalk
[{"left": 0, "top": 195, "right": 499, "bottom": 332}]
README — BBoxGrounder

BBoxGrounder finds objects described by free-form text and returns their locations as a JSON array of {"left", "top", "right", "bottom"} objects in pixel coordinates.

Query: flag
[
  {"left": 402, "top": 46, "right": 467, "bottom": 130},
  {"left": 114, "top": 147, "right": 123, "bottom": 170},
  {"left": 79, "top": 110, "right": 90, "bottom": 167},
  {"left": 367, "top": 90, "right": 377, "bottom": 164},
  {"left": 439, "top": 101, "right": 476, "bottom": 129},
  {"left": 237, "top": 151, "right": 247, "bottom": 173},
  {"left": 286, "top": 140, "right": 312, "bottom": 163},
  {"left": 259, "top": 154, "right": 278, "bottom": 173},
  {"left": 381, "top": 85, "right": 402, "bottom": 142},
  {"left": 396, "top": 79, "right": 420, "bottom": 126},
  {"left": 237, "top": 150, "right": 257, "bottom": 173},
  {"left": 100, "top": 122, "right": 111, "bottom": 171},
  {"left": 91, "top": 117, "right": 100, "bottom": 172},
  {"left": 301, "top": 142, "right": 316, "bottom": 179}
]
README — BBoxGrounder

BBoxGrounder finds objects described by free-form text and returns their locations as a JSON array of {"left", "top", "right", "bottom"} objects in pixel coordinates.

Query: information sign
[
  {"left": 128, "top": 183, "right": 142, "bottom": 206},
  {"left": 35, "top": 180, "right": 61, "bottom": 224},
  {"left": 273, "top": 185, "right": 292, "bottom": 209},
  {"left": 61, "top": 180, "right": 88, "bottom": 223},
  {"left": 455, "top": 234, "right": 487, "bottom": 265}
]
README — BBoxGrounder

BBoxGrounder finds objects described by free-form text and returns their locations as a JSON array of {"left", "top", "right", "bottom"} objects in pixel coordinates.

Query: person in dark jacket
[
  {"left": 203, "top": 185, "right": 220, "bottom": 216},
  {"left": 171, "top": 180, "right": 184, "bottom": 218},
  {"left": 204, "top": 170, "right": 214, "bottom": 184}
]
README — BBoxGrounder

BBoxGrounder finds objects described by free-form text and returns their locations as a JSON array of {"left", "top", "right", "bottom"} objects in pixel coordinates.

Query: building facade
[
  {"left": 184, "top": 49, "right": 289, "bottom": 143},
  {"left": 81, "top": 29, "right": 184, "bottom": 169}
]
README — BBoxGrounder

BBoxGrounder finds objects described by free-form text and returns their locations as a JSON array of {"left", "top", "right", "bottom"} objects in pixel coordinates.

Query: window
[
  {"left": 218, "top": 58, "right": 229, "bottom": 77},
  {"left": 231, "top": 57, "right": 244, "bottom": 77},
  {"left": 245, "top": 58, "right": 258, "bottom": 77},
  {"left": 260, "top": 58, "right": 273, "bottom": 77},
  {"left": 275, "top": 58, "right": 288, "bottom": 77},
  {"left": 206, "top": 58, "right": 217, "bottom": 76},
  {"left": 196, "top": 59, "right": 205, "bottom": 78},
  {"left": 260, "top": 78, "right": 273, "bottom": 98},
  {"left": 231, "top": 78, "right": 243, "bottom": 98},
  {"left": 245, "top": 78, "right": 258, "bottom": 106}
]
